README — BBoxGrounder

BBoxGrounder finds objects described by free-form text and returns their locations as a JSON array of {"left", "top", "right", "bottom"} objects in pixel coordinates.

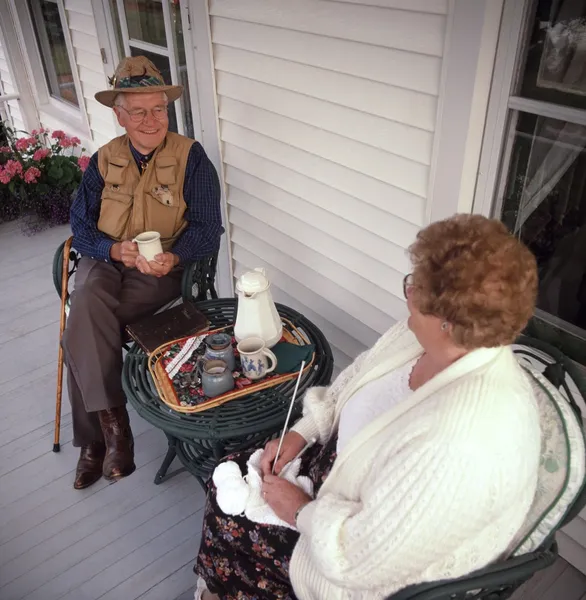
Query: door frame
[
  {"left": 187, "top": 0, "right": 233, "bottom": 298},
  {"left": 473, "top": 0, "right": 532, "bottom": 217}
]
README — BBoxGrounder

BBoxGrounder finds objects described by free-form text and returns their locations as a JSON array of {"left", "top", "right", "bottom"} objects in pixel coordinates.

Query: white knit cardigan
[{"left": 289, "top": 320, "right": 541, "bottom": 600}]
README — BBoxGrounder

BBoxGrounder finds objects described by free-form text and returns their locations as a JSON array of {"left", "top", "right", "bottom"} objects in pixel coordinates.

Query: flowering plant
[{"left": 0, "top": 126, "right": 91, "bottom": 232}]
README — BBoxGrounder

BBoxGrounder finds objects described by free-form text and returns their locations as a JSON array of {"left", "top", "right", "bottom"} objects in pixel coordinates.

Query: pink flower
[
  {"left": 23, "top": 166, "right": 41, "bottom": 184},
  {"left": 51, "top": 130, "right": 66, "bottom": 140},
  {"left": 31, "top": 129, "right": 38, "bottom": 136},
  {"left": 33, "top": 148, "right": 50, "bottom": 161},
  {"left": 4, "top": 159, "right": 23, "bottom": 176},
  {"left": 77, "top": 155, "right": 91, "bottom": 172},
  {"left": 0, "top": 168, "right": 11, "bottom": 184},
  {"left": 14, "top": 138, "right": 30, "bottom": 152},
  {"left": 59, "top": 136, "right": 73, "bottom": 149},
  {"left": 70, "top": 136, "right": 81, "bottom": 146},
  {"left": 0, "top": 146, "right": 10, "bottom": 153},
  {"left": 27, "top": 137, "right": 37, "bottom": 145}
]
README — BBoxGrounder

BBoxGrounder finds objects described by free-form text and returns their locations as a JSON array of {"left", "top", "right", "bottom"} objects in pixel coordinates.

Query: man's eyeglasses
[
  {"left": 117, "top": 105, "right": 169, "bottom": 123},
  {"left": 403, "top": 273, "right": 414, "bottom": 299}
]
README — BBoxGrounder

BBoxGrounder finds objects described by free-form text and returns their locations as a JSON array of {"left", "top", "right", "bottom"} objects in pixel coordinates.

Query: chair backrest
[
  {"left": 387, "top": 336, "right": 586, "bottom": 600},
  {"left": 505, "top": 343, "right": 586, "bottom": 555}
]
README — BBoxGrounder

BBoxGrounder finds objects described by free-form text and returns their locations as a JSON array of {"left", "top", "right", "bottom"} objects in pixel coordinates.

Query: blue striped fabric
[{"left": 70, "top": 141, "right": 223, "bottom": 264}]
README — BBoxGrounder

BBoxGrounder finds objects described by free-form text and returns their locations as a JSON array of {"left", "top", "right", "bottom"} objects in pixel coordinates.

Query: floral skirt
[{"left": 195, "top": 434, "right": 338, "bottom": 600}]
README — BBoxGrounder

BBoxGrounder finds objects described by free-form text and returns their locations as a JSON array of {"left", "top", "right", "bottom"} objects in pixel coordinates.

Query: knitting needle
[
  {"left": 278, "top": 437, "right": 316, "bottom": 479},
  {"left": 272, "top": 360, "right": 306, "bottom": 475}
]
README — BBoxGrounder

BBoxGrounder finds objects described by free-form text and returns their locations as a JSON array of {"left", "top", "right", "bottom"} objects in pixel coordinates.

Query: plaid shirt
[{"left": 70, "top": 141, "right": 223, "bottom": 264}]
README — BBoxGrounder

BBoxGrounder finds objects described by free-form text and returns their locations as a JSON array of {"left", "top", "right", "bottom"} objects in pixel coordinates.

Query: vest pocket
[
  {"left": 146, "top": 188, "right": 184, "bottom": 240},
  {"left": 98, "top": 187, "right": 133, "bottom": 240}
]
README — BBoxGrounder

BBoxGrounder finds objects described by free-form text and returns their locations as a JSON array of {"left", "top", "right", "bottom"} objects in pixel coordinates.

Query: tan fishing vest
[{"left": 97, "top": 132, "right": 194, "bottom": 251}]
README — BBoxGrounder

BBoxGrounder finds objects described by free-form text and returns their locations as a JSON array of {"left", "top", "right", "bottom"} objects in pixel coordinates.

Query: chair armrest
[
  {"left": 181, "top": 251, "right": 219, "bottom": 303},
  {"left": 387, "top": 541, "right": 557, "bottom": 600},
  {"left": 52, "top": 236, "right": 79, "bottom": 301}
]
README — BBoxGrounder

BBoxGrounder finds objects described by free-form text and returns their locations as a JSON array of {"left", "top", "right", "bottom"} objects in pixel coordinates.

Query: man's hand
[
  {"left": 260, "top": 431, "right": 307, "bottom": 477},
  {"left": 110, "top": 241, "right": 139, "bottom": 268},
  {"left": 135, "top": 252, "right": 179, "bottom": 278},
  {"left": 262, "top": 475, "right": 312, "bottom": 526}
]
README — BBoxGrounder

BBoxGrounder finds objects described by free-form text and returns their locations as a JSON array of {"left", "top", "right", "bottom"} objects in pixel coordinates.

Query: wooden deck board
[{"left": 1, "top": 220, "right": 585, "bottom": 599}]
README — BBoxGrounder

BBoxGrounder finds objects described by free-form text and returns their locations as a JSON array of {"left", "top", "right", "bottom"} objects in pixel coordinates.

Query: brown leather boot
[
  {"left": 74, "top": 441, "right": 106, "bottom": 489},
  {"left": 98, "top": 406, "right": 136, "bottom": 481}
]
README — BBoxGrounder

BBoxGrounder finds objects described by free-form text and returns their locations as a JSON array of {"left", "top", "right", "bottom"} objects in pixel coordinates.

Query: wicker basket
[{"left": 148, "top": 319, "right": 315, "bottom": 413}]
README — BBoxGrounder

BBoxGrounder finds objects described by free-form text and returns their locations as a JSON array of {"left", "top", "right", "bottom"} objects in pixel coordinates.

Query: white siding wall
[
  {"left": 0, "top": 33, "right": 25, "bottom": 132},
  {"left": 62, "top": 0, "right": 117, "bottom": 150},
  {"left": 209, "top": 0, "right": 449, "bottom": 370}
]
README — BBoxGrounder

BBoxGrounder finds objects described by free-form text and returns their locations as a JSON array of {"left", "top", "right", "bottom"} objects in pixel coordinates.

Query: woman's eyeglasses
[
  {"left": 403, "top": 273, "right": 414, "bottom": 299},
  {"left": 117, "top": 105, "right": 169, "bottom": 123}
]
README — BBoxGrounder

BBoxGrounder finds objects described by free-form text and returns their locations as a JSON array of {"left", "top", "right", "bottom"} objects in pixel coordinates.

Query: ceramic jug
[
  {"left": 203, "top": 332, "right": 236, "bottom": 372},
  {"left": 234, "top": 268, "right": 283, "bottom": 348}
]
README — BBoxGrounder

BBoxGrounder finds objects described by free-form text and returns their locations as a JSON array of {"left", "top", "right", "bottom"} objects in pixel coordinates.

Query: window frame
[
  {"left": 11, "top": 0, "right": 90, "bottom": 135},
  {"left": 474, "top": 0, "right": 586, "bottom": 365}
]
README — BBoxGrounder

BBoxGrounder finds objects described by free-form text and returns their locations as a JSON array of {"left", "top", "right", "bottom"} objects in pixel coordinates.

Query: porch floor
[
  {"left": 0, "top": 221, "right": 204, "bottom": 600},
  {"left": 0, "top": 220, "right": 584, "bottom": 600}
]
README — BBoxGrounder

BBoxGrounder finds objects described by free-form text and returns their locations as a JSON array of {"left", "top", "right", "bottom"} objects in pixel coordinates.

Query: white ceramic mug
[
  {"left": 237, "top": 337, "right": 278, "bottom": 381},
  {"left": 133, "top": 231, "right": 163, "bottom": 261}
]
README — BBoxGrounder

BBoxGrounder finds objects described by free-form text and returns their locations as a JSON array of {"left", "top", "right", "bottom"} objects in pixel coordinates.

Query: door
[{"left": 99, "top": 0, "right": 201, "bottom": 140}]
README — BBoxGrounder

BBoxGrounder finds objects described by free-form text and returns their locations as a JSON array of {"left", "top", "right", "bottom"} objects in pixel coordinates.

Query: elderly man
[{"left": 62, "top": 56, "right": 223, "bottom": 490}]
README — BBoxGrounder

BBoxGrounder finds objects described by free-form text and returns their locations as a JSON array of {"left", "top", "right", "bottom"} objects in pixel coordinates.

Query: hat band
[{"left": 115, "top": 74, "right": 165, "bottom": 89}]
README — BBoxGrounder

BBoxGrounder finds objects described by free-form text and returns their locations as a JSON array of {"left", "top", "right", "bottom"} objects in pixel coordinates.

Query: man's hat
[{"left": 95, "top": 56, "right": 183, "bottom": 107}]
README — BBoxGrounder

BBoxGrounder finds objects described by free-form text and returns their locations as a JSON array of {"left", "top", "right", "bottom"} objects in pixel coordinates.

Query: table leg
[{"left": 154, "top": 435, "right": 177, "bottom": 485}]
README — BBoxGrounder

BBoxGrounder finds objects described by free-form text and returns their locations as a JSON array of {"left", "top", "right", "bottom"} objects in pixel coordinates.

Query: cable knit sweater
[{"left": 289, "top": 320, "right": 541, "bottom": 600}]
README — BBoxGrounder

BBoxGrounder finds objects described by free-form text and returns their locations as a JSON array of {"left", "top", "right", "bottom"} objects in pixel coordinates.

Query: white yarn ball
[
  {"left": 213, "top": 460, "right": 243, "bottom": 486},
  {"left": 216, "top": 478, "right": 250, "bottom": 515},
  {"left": 213, "top": 460, "right": 250, "bottom": 515}
]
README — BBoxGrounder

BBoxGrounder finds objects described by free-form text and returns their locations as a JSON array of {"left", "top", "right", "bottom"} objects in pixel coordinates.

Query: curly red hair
[{"left": 409, "top": 214, "right": 537, "bottom": 348}]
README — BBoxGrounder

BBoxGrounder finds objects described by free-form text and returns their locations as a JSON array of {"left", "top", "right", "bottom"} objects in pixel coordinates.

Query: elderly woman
[{"left": 194, "top": 214, "right": 541, "bottom": 600}]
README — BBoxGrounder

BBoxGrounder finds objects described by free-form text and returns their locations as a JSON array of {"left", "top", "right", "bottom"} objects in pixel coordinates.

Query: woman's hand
[
  {"left": 260, "top": 431, "right": 307, "bottom": 477},
  {"left": 262, "top": 475, "right": 312, "bottom": 526}
]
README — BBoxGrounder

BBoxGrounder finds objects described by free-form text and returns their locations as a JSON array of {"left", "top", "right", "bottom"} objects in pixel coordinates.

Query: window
[
  {"left": 28, "top": 0, "right": 80, "bottom": 107},
  {"left": 494, "top": 0, "right": 586, "bottom": 363}
]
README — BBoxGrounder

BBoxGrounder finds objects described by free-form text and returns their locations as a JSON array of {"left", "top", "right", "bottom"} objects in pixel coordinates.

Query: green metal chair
[
  {"left": 387, "top": 335, "right": 586, "bottom": 600},
  {"left": 51, "top": 236, "right": 218, "bottom": 451}
]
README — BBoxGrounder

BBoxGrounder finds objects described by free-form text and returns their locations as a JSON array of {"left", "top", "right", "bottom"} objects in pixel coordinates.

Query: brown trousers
[{"left": 62, "top": 258, "right": 182, "bottom": 447}]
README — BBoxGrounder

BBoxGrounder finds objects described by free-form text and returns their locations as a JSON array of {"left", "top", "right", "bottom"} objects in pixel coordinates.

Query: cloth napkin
[
  {"left": 271, "top": 341, "right": 315, "bottom": 374},
  {"left": 213, "top": 449, "right": 314, "bottom": 530}
]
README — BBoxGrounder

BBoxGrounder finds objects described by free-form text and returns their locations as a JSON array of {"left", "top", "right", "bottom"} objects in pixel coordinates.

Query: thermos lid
[{"left": 236, "top": 269, "right": 270, "bottom": 294}]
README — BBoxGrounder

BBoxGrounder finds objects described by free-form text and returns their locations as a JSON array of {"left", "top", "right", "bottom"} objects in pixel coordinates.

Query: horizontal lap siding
[
  {"left": 64, "top": 0, "right": 117, "bottom": 149},
  {"left": 209, "top": 0, "right": 447, "bottom": 370}
]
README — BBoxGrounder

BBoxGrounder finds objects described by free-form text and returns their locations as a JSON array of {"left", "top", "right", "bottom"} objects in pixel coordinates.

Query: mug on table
[
  {"left": 237, "top": 337, "right": 278, "bottom": 381},
  {"left": 198, "top": 359, "right": 235, "bottom": 398},
  {"left": 133, "top": 231, "right": 163, "bottom": 262}
]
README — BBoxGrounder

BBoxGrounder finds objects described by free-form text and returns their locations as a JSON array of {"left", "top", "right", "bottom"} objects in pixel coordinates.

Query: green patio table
[{"left": 122, "top": 298, "right": 334, "bottom": 488}]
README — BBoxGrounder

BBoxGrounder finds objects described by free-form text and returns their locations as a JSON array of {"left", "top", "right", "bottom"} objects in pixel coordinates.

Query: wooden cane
[{"left": 53, "top": 236, "right": 73, "bottom": 453}]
